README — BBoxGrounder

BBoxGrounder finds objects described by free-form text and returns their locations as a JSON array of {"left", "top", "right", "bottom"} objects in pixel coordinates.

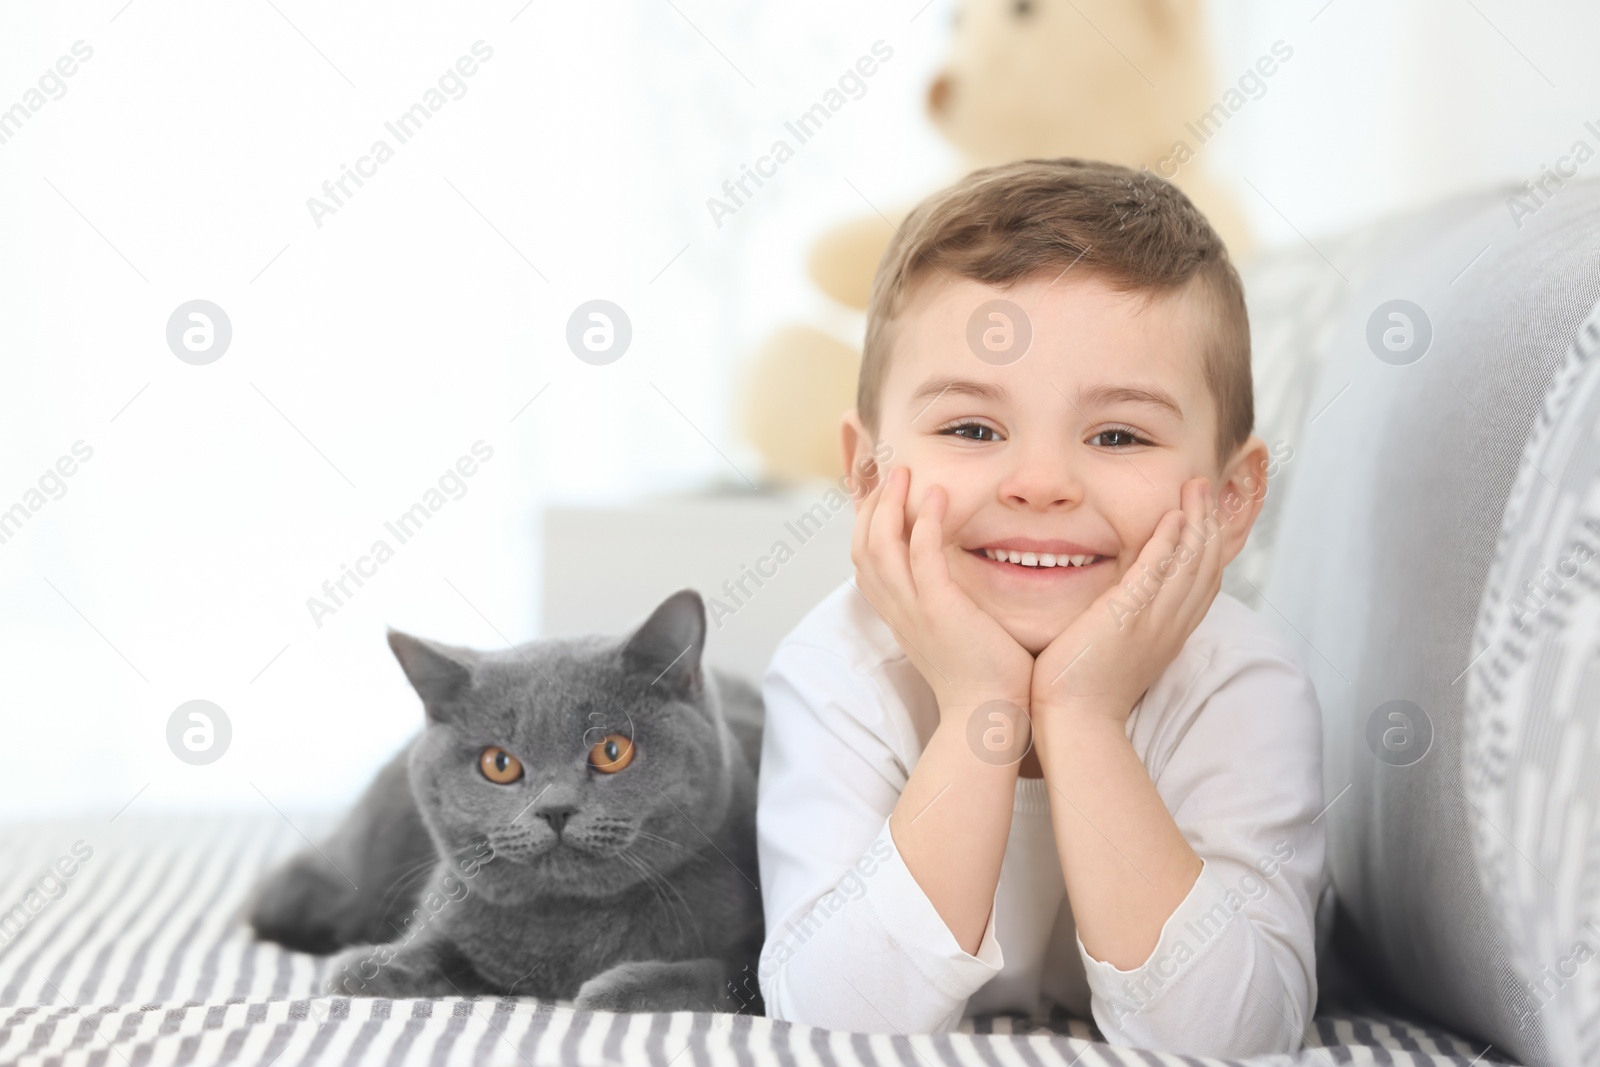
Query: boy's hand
[
  {"left": 851, "top": 466, "right": 1035, "bottom": 719},
  {"left": 1032, "top": 476, "right": 1223, "bottom": 727}
]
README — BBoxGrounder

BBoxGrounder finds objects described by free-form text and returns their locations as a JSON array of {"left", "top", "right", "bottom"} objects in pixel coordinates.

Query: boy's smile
[{"left": 844, "top": 271, "right": 1268, "bottom": 655}]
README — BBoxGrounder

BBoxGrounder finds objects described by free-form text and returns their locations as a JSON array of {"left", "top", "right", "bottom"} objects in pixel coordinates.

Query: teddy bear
[{"left": 738, "top": 0, "right": 1254, "bottom": 484}]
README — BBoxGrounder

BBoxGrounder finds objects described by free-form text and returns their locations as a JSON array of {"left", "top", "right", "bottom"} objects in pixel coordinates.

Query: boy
[{"left": 755, "top": 159, "right": 1324, "bottom": 1059}]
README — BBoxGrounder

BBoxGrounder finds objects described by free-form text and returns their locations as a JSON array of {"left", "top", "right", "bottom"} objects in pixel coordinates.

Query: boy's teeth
[{"left": 982, "top": 548, "right": 1100, "bottom": 568}]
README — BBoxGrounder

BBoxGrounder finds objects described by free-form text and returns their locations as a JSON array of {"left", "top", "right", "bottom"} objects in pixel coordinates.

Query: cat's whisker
[
  {"left": 617, "top": 851, "right": 692, "bottom": 944},
  {"left": 615, "top": 852, "right": 676, "bottom": 936},
  {"left": 375, "top": 837, "right": 492, "bottom": 918},
  {"left": 622, "top": 847, "right": 705, "bottom": 953},
  {"left": 631, "top": 829, "right": 710, "bottom": 862},
  {"left": 374, "top": 855, "right": 449, "bottom": 916},
  {"left": 617, "top": 850, "right": 674, "bottom": 917}
]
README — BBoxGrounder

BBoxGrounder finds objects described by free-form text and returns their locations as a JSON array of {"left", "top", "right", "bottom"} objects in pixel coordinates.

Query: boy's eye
[
  {"left": 1091, "top": 427, "right": 1152, "bottom": 449},
  {"left": 938, "top": 421, "right": 1002, "bottom": 443}
]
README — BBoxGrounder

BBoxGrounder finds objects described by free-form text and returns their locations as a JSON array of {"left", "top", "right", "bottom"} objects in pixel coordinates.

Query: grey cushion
[
  {"left": 1228, "top": 188, "right": 1553, "bottom": 610},
  {"left": 1226, "top": 203, "right": 1392, "bottom": 609},
  {"left": 1465, "top": 296, "right": 1600, "bottom": 1067},
  {"left": 1260, "top": 177, "right": 1600, "bottom": 1067}
]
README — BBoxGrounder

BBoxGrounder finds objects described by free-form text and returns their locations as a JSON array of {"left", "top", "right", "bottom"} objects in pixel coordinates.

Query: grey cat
[{"left": 247, "top": 589, "right": 765, "bottom": 1014}]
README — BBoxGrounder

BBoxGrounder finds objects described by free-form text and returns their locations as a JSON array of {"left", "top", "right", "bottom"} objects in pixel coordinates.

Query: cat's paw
[
  {"left": 574, "top": 959, "right": 729, "bottom": 1013},
  {"left": 323, "top": 944, "right": 444, "bottom": 998},
  {"left": 250, "top": 853, "right": 358, "bottom": 955},
  {"left": 574, "top": 962, "right": 669, "bottom": 1013},
  {"left": 322, "top": 946, "right": 390, "bottom": 997}
]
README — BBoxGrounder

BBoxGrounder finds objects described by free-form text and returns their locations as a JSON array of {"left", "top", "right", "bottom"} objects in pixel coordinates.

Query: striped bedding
[{"left": 0, "top": 813, "right": 1517, "bottom": 1067}]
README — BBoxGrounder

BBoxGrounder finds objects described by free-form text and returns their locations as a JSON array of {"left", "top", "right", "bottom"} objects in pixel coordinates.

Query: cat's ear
[
  {"left": 622, "top": 589, "right": 706, "bottom": 692},
  {"left": 387, "top": 629, "right": 477, "bottom": 721}
]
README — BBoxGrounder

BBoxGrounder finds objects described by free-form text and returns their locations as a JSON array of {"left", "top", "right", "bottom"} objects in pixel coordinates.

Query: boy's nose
[{"left": 999, "top": 446, "right": 1083, "bottom": 509}]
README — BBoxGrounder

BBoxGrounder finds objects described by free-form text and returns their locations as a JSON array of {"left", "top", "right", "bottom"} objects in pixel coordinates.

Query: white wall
[
  {"left": 2, "top": 0, "right": 1595, "bottom": 820},
  {"left": 1206, "top": 0, "right": 1600, "bottom": 243}
]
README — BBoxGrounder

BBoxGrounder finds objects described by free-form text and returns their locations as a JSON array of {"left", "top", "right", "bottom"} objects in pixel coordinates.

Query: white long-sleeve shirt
[{"left": 755, "top": 580, "right": 1328, "bottom": 1059}]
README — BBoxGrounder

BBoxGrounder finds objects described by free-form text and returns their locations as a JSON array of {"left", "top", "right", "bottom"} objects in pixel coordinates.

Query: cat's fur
[{"left": 247, "top": 590, "right": 765, "bottom": 1013}]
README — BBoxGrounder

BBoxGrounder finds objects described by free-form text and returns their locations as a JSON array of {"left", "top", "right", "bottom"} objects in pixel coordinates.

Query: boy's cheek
[
  {"left": 904, "top": 469, "right": 973, "bottom": 526},
  {"left": 905, "top": 481, "right": 966, "bottom": 540},
  {"left": 904, "top": 480, "right": 925, "bottom": 522}
]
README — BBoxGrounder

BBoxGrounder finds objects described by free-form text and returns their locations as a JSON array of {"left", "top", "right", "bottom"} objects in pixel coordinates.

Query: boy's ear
[
  {"left": 840, "top": 409, "right": 883, "bottom": 505},
  {"left": 1213, "top": 435, "right": 1272, "bottom": 569}
]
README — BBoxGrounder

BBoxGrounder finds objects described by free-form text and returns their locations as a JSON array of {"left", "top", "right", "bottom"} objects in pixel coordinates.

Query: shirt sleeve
[
  {"left": 1074, "top": 648, "right": 1327, "bottom": 1059},
  {"left": 755, "top": 639, "right": 1005, "bottom": 1033}
]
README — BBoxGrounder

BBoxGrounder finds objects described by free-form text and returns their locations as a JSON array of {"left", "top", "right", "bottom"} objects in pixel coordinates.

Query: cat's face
[{"left": 392, "top": 591, "right": 736, "bottom": 905}]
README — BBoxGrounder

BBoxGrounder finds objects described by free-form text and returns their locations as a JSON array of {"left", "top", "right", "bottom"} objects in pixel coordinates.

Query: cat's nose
[{"left": 537, "top": 806, "right": 576, "bottom": 836}]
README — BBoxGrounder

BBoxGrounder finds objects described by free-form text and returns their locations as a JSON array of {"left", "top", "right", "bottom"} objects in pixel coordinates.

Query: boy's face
[{"left": 843, "top": 271, "right": 1270, "bottom": 655}]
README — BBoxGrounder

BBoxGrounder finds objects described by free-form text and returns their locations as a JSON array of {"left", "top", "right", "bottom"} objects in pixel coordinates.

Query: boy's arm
[
  {"left": 889, "top": 711, "right": 1022, "bottom": 955},
  {"left": 1036, "top": 650, "right": 1326, "bottom": 1059},
  {"left": 1033, "top": 714, "right": 1203, "bottom": 969},
  {"left": 1027, "top": 477, "right": 1322, "bottom": 1058},
  {"left": 756, "top": 639, "right": 1015, "bottom": 1033}
]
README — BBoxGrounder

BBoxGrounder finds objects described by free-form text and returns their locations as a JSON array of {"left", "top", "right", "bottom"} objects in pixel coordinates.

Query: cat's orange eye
[
  {"left": 479, "top": 746, "right": 524, "bottom": 784},
  {"left": 588, "top": 734, "right": 635, "bottom": 775}
]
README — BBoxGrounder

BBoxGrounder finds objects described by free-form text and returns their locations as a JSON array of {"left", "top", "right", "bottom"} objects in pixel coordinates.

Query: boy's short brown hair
[{"left": 859, "top": 158, "right": 1252, "bottom": 471}]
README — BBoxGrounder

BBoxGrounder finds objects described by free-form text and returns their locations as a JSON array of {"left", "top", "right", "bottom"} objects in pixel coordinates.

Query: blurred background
[{"left": 1, "top": 0, "right": 1596, "bottom": 819}]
